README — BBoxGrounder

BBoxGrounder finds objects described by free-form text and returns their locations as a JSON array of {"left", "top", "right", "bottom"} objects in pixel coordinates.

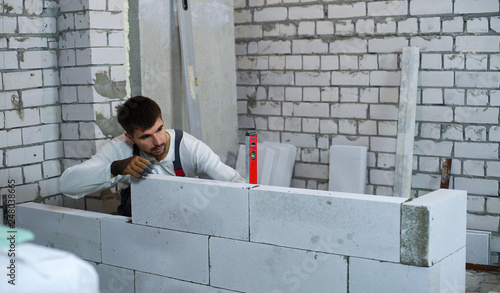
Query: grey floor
[{"left": 466, "top": 270, "right": 500, "bottom": 293}]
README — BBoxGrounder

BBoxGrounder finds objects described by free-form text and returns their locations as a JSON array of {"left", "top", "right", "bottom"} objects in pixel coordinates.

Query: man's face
[{"left": 126, "top": 118, "right": 168, "bottom": 159}]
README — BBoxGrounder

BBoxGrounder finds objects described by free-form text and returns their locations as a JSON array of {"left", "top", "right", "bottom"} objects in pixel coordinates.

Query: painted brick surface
[
  {"left": 467, "top": 213, "right": 500, "bottom": 232},
  {"left": 15, "top": 202, "right": 106, "bottom": 262},
  {"left": 328, "top": 3, "right": 366, "bottom": 19},
  {"left": 210, "top": 237, "right": 348, "bottom": 293},
  {"left": 101, "top": 216, "right": 209, "bottom": 284},
  {"left": 401, "top": 189, "right": 467, "bottom": 267},
  {"left": 250, "top": 185, "right": 406, "bottom": 262},
  {"left": 454, "top": 0, "right": 499, "bottom": 13},
  {"left": 132, "top": 175, "right": 252, "bottom": 240},
  {"left": 410, "top": 0, "right": 452, "bottom": 15}
]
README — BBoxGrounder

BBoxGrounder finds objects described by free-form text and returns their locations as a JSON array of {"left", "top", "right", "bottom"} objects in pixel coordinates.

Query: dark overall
[{"left": 117, "top": 129, "right": 186, "bottom": 216}]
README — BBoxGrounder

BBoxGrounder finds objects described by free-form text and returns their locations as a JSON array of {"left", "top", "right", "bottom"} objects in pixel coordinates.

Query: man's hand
[{"left": 111, "top": 156, "right": 153, "bottom": 178}]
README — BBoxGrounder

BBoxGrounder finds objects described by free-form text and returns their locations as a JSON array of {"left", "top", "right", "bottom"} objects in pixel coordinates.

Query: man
[{"left": 59, "top": 96, "right": 244, "bottom": 216}]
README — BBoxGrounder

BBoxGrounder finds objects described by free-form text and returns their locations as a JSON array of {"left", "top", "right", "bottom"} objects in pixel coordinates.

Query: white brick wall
[{"left": 0, "top": 0, "right": 126, "bottom": 205}]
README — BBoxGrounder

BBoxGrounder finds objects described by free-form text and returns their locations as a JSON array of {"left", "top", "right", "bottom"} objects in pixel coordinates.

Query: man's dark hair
[{"left": 116, "top": 96, "right": 162, "bottom": 135}]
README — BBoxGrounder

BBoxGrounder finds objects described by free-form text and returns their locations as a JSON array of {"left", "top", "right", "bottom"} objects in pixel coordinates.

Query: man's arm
[{"left": 59, "top": 138, "right": 128, "bottom": 199}]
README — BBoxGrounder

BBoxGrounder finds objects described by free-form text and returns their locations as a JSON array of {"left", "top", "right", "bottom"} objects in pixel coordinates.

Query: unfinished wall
[
  {"left": 234, "top": 0, "right": 500, "bottom": 262},
  {"left": 15, "top": 176, "right": 467, "bottom": 292}
]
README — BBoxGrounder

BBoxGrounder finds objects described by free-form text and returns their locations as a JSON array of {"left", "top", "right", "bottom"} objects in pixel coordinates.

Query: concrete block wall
[
  {"left": 1, "top": 0, "right": 126, "bottom": 207},
  {"left": 234, "top": 0, "right": 500, "bottom": 263},
  {"left": 15, "top": 176, "right": 467, "bottom": 292}
]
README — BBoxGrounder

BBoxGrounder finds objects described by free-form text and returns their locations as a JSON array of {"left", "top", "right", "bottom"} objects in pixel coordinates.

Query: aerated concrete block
[
  {"left": 15, "top": 202, "right": 107, "bottom": 262},
  {"left": 210, "top": 237, "right": 348, "bottom": 293},
  {"left": 349, "top": 247, "right": 465, "bottom": 293},
  {"left": 401, "top": 189, "right": 467, "bottom": 267},
  {"left": 250, "top": 185, "right": 407, "bottom": 262},
  {"left": 93, "top": 263, "right": 134, "bottom": 293},
  {"left": 136, "top": 272, "right": 238, "bottom": 293},
  {"left": 101, "top": 215, "right": 209, "bottom": 284},
  {"left": 132, "top": 175, "right": 252, "bottom": 240}
]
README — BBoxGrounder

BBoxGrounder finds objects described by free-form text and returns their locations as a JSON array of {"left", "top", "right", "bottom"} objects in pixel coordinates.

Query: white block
[
  {"left": 5, "top": 108, "right": 41, "bottom": 128},
  {"left": 132, "top": 175, "right": 251, "bottom": 240},
  {"left": 62, "top": 104, "right": 95, "bottom": 121},
  {"left": 250, "top": 185, "right": 406, "bottom": 262},
  {"left": 329, "top": 145, "right": 368, "bottom": 194},
  {"left": 210, "top": 237, "right": 348, "bottom": 293},
  {"left": 6, "top": 145, "right": 44, "bottom": 166},
  {"left": 15, "top": 202, "right": 108, "bottom": 262},
  {"left": 262, "top": 141, "right": 296, "bottom": 187},
  {"left": 258, "top": 144, "right": 275, "bottom": 185},
  {"left": 94, "top": 264, "right": 134, "bottom": 293},
  {"left": 14, "top": 183, "right": 38, "bottom": 203},
  {"left": 101, "top": 216, "right": 209, "bottom": 284},
  {"left": 349, "top": 248, "right": 465, "bottom": 293},
  {"left": 23, "top": 163, "right": 42, "bottom": 183},
  {"left": 136, "top": 272, "right": 237, "bottom": 293},
  {"left": 63, "top": 140, "right": 96, "bottom": 158},
  {"left": 235, "top": 143, "right": 273, "bottom": 185},
  {"left": 401, "top": 189, "right": 467, "bottom": 266},
  {"left": 236, "top": 142, "right": 296, "bottom": 186},
  {"left": 60, "top": 67, "right": 93, "bottom": 85},
  {"left": 19, "top": 50, "right": 57, "bottom": 69},
  {"left": 466, "top": 230, "right": 491, "bottom": 265},
  {"left": 94, "top": 10, "right": 125, "bottom": 28}
]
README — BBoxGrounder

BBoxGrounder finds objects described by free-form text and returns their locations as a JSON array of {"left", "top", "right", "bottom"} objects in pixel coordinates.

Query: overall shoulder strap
[
  {"left": 173, "top": 129, "right": 185, "bottom": 176},
  {"left": 132, "top": 144, "right": 140, "bottom": 156}
]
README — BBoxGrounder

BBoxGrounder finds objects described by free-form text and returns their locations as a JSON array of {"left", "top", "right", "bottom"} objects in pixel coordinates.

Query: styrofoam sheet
[
  {"left": 236, "top": 142, "right": 296, "bottom": 187},
  {"left": 262, "top": 141, "right": 296, "bottom": 187},
  {"left": 329, "top": 145, "right": 368, "bottom": 194},
  {"left": 235, "top": 143, "right": 275, "bottom": 185},
  {"left": 466, "top": 230, "right": 491, "bottom": 265}
]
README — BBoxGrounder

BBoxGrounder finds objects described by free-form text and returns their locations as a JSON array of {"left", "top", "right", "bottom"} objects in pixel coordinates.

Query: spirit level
[{"left": 245, "top": 131, "right": 257, "bottom": 184}]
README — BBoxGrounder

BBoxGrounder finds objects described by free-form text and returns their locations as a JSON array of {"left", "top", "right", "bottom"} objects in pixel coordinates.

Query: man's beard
[{"left": 147, "top": 143, "right": 166, "bottom": 157}]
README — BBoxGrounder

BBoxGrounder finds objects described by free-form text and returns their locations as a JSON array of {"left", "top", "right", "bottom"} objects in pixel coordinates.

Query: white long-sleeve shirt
[{"left": 59, "top": 129, "right": 244, "bottom": 199}]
